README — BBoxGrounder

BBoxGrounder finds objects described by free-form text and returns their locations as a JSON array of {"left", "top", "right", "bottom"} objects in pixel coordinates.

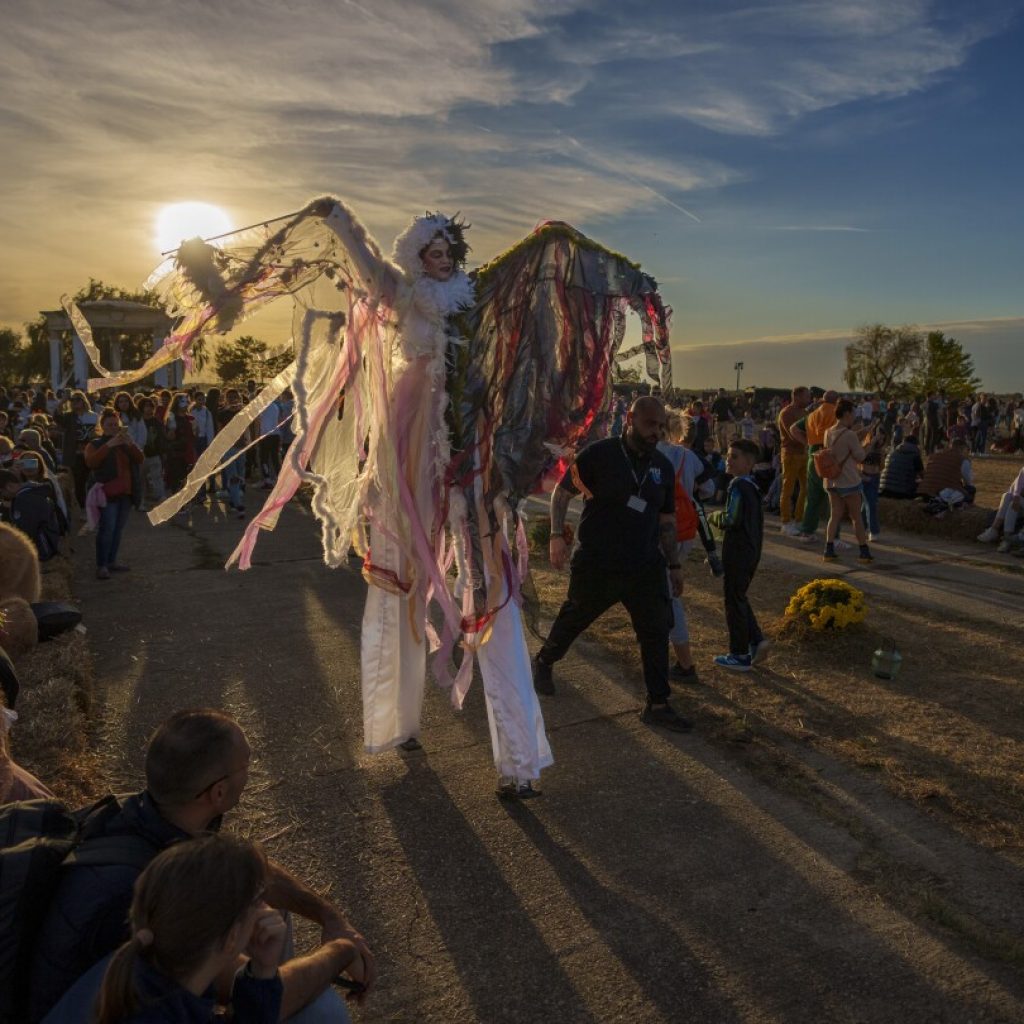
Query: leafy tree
[
  {"left": 0, "top": 327, "right": 23, "bottom": 384},
  {"left": 843, "top": 324, "right": 922, "bottom": 399},
  {"left": 213, "top": 335, "right": 291, "bottom": 385},
  {"left": 910, "top": 331, "right": 981, "bottom": 399}
]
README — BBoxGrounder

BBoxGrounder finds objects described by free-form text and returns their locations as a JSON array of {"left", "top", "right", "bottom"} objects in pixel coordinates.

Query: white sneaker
[
  {"left": 868, "top": 532, "right": 879, "bottom": 543},
  {"left": 834, "top": 539, "right": 851, "bottom": 551},
  {"left": 997, "top": 539, "right": 1011, "bottom": 553},
  {"left": 796, "top": 532, "right": 816, "bottom": 543},
  {"left": 977, "top": 527, "right": 999, "bottom": 543},
  {"left": 781, "top": 522, "right": 802, "bottom": 537}
]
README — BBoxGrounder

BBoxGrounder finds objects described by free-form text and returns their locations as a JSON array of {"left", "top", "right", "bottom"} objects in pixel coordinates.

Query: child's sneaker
[
  {"left": 713, "top": 653, "right": 752, "bottom": 672},
  {"left": 823, "top": 543, "right": 838, "bottom": 561},
  {"left": 858, "top": 545, "right": 873, "bottom": 564}
]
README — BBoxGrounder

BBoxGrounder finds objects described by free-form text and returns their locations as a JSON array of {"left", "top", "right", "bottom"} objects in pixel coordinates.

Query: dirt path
[{"left": 76, "top": 499, "right": 1024, "bottom": 1023}]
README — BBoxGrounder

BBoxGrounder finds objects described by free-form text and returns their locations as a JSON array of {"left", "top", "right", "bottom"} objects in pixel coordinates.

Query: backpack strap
[{"left": 66, "top": 833, "right": 160, "bottom": 872}]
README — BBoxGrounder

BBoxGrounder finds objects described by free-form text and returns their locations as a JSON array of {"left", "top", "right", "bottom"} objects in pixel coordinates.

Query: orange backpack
[{"left": 675, "top": 478, "right": 698, "bottom": 541}]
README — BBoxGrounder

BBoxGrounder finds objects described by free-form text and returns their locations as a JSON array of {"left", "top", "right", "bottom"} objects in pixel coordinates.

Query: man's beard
[{"left": 628, "top": 428, "right": 657, "bottom": 454}]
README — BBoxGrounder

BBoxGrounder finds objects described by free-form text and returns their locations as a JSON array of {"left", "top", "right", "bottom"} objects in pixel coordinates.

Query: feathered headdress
[{"left": 391, "top": 212, "right": 470, "bottom": 278}]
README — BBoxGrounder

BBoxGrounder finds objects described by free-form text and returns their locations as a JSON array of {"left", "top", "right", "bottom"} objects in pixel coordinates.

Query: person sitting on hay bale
[
  {"left": 879, "top": 435, "right": 923, "bottom": 500},
  {"left": 918, "top": 439, "right": 975, "bottom": 516},
  {"left": 977, "top": 464, "right": 1024, "bottom": 553}
]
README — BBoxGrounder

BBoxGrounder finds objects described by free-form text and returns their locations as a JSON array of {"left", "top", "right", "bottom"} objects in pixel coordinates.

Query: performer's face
[{"left": 421, "top": 237, "right": 454, "bottom": 281}]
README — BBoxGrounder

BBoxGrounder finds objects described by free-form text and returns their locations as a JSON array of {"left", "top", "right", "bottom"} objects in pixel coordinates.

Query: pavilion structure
[{"left": 40, "top": 300, "right": 182, "bottom": 391}]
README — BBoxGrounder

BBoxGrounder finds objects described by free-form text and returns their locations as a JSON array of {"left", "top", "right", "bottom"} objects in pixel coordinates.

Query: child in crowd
[
  {"left": 708, "top": 439, "right": 768, "bottom": 672},
  {"left": 738, "top": 411, "right": 756, "bottom": 441},
  {"left": 701, "top": 436, "right": 728, "bottom": 504}
]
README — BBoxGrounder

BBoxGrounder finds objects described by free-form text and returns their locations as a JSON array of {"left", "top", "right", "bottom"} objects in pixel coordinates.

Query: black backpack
[
  {"left": 8, "top": 484, "right": 63, "bottom": 563},
  {"left": 0, "top": 796, "right": 156, "bottom": 1024}
]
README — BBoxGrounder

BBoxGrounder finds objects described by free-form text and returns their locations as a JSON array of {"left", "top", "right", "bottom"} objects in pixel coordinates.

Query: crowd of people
[
  {"left": 3, "top": 375, "right": 1023, "bottom": 1020},
  {"left": 0, "top": 381, "right": 296, "bottom": 579},
  {"left": 608, "top": 385, "right": 1024, "bottom": 556}
]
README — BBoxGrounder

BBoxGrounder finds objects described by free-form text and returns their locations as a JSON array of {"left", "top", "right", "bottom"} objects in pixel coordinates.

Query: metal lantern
[{"left": 872, "top": 638, "right": 903, "bottom": 680}]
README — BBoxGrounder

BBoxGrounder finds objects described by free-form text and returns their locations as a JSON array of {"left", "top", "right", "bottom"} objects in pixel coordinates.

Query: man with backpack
[{"left": 20, "top": 709, "right": 373, "bottom": 1023}]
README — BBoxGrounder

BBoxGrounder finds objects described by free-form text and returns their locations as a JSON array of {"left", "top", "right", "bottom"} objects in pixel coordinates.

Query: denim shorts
[{"left": 829, "top": 483, "right": 863, "bottom": 497}]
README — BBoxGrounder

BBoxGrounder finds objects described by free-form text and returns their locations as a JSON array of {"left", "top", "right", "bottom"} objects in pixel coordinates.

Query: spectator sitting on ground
[
  {"left": 30, "top": 708, "right": 373, "bottom": 1023},
  {"left": 977, "top": 464, "right": 1024, "bottom": 552},
  {"left": 879, "top": 435, "right": 924, "bottom": 499},
  {"left": 92, "top": 836, "right": 365, "bottom": 1024},
  {"left": 918, "top": 438, "right": 974, "bottom": 507},
  {"left": 92, "top": 835, "right": 290, "bottom": 1023}
]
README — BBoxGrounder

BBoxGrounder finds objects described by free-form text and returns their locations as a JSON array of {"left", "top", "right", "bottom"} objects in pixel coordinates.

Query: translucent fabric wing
[{"left": 450, "top": 221, "right": 672, "bottom": 504}]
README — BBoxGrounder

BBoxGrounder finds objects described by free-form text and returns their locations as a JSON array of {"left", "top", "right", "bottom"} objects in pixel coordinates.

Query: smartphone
[
  {"left": 333, "top": 976, "right": 366, "bottom": 995},
  {"left": 19, "top": 457, "right": 40, "bottom": 474}
]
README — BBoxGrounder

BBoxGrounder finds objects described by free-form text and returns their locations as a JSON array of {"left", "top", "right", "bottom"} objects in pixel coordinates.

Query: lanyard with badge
[{"left": 621, "top": 440, "right": 650, "bottom": 513}]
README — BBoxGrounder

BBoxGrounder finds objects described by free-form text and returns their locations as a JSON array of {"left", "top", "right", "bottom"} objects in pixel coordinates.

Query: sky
[{"left": 2, "top": 0, "right": 1023, "bottom": 390}]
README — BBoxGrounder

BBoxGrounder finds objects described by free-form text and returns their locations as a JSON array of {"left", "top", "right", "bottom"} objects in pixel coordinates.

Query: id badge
[{"left": 627, "top": 494, "right": 647, "bottom": 513}]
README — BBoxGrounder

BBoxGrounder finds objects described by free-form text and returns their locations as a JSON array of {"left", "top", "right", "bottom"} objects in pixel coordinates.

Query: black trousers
[
  {"left": 723, "top": 554, "right": 763, "bottom": 656},
  {"left": 539, "top": 560, "right": 672, "bottom": 703}
]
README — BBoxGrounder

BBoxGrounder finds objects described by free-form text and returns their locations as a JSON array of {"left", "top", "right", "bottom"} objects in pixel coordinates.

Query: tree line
[{"left": 0, "top": 279, "right": 291, "bottom": 387}]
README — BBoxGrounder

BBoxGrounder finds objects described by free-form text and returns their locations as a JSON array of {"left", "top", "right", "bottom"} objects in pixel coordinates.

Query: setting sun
[{"left": 155, "top": 201, "right": 232, "bottom": 254}]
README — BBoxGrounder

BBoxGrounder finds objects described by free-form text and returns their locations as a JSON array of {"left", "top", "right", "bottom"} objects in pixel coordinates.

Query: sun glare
[{"left": 155, "top": 201, "right": 232, "bottom": 254}]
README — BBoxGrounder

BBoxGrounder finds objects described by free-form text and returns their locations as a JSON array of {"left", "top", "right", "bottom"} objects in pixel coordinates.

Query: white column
[
  {"left": 48, "top": 327, "right": 62, "bottom": 390},
  {"left": 153, "top": 333, "right": 168, "bottom": 387}
]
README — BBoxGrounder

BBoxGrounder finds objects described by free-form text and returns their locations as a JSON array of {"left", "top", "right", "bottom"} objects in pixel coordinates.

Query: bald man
[{"left": 533, "top": 397, "right": 693, "bottom": 733}]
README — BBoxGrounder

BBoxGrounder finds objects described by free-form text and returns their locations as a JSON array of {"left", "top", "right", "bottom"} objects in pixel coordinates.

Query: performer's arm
[{"left": 320, "top": 202, "right": 399, "bottom": 302}]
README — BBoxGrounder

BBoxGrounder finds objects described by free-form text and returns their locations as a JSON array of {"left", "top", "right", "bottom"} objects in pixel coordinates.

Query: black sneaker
[
  {"left": 640, "top": 701, "right": 693, "bottom": 733},
  {"left": 497, "top": 779, "right": 542, "bottom": 801},
  {"left": 670, "top": 663, "right": 700, "bottom": 685},
  {"left": 532, "top": 654, "right": 555, "bottom": 695}
]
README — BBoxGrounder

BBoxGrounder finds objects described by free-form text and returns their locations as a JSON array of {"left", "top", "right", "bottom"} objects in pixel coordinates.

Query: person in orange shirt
[{"left": 788, "top": 389, "right": 838, "bottom": 541}]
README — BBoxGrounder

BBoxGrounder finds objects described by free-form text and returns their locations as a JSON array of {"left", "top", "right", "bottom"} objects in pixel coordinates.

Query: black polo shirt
[{"left": 561, "top": 436, "right": 675, "bottom": 572}]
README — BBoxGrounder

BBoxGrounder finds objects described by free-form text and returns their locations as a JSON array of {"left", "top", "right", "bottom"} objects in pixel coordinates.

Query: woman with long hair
[
  {"left": 822, "top": 398, "right": 873, "bottom": 564},
  {"left": 92, "top": 834, "right": 285, "bottom": 1023},
  {"left": 84, "top": 409, "right": 143, "bottom": 579}
]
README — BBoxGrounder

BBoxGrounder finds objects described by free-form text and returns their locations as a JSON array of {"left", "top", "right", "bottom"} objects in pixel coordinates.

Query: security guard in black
[
  {"left": 537, "top": 397, "right": 691, "bottom": 730},
  {"left": 564, "top": 437, "right": 675, "bottom": 570}
]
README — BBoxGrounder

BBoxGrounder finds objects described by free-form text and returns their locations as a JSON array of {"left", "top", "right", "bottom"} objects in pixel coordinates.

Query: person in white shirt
[
  {"left": 189, "top": 392, "right": 216, "bottom": 458},
  {"left": 977, "top": 465, "right": 1024, "bottom": 551}
]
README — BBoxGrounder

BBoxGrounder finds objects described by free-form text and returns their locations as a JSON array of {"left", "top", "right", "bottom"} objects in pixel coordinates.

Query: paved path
[{"left": 76, "top": 497, "right": 1024, "bottom": 1023}]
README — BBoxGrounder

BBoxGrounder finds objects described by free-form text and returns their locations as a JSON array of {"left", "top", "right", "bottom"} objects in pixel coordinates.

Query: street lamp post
[{"left": 734, "top": 361, "right": 744, "bottom": 392}]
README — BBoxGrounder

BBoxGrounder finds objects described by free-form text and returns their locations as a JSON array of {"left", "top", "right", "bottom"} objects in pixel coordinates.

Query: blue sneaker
[{"left": 713, "top": 653, "right": 752, "bottom": 672}]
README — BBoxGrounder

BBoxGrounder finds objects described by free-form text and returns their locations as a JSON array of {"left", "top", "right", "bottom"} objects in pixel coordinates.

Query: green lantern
[{"left": 872, "top": 638, "right": 903, "bottom": 680}]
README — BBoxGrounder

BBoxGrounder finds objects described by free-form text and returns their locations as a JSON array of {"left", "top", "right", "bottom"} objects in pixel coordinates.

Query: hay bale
[
  {"left": 878, "top": 498, "right": 990, "bottom": 543},
  {"left": 0, "top": 522, "right": 41, "bottom": 603},
  {"left": 0, "top": 598, "right": 38, "bottom": 659}
]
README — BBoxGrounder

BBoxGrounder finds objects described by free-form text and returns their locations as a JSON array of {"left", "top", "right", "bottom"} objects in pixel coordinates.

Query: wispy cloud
[{"left": 767, "top": 225, "right": 872, "bottom": 233}]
